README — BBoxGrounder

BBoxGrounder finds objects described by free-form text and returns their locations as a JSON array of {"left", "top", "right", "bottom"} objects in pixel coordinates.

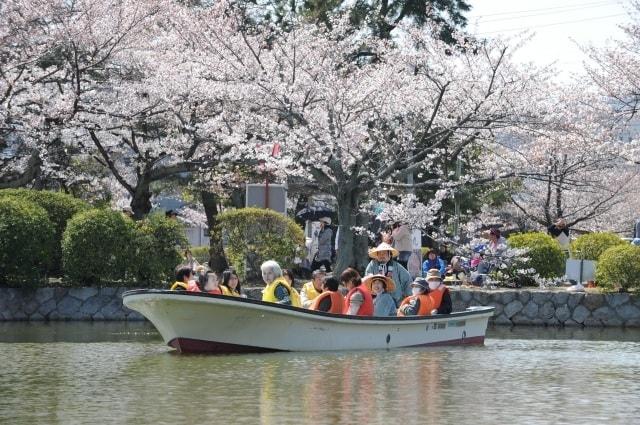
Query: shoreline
[{"left": 1, "top": 286, "right": 638, "bottom": 327}]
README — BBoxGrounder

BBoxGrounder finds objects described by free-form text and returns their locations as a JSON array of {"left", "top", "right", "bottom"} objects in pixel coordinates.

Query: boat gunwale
[{"left": 123, "top": 289, "right": 494, "bottom": 322}]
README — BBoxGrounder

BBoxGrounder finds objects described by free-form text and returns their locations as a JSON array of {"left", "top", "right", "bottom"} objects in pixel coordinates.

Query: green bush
[
  {"left": 596, "top": 244, "right": 640, "bottom": 291},
  {"left": 190, "top": 246, "right": 210, "bottom": 265},
  {"left": 507, "top": 232, "right": 565, "bottom": 278},
  {"left": 0, "top": 189, "right": 89, "bottom": 274},
  {"left": 133, "top": 213, "right": 187, "bottom": 286},
  {"left": 216, "top": 208, "right": 304, "bottom": 281},
  {"left": 62, "top": 209, "right": 136, "bottom": 284},
  {"left": 571, "top": 232, "right": 625, "bottom": 261},
  {"left": 0, "top": 198, "right": 55, "bottom": 285}
]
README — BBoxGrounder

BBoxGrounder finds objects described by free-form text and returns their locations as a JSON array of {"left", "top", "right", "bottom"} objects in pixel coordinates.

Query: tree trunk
[
  {"left": 334, "top": 188, "right": 368, "bottom": 275},
  {"left": 130, "top": 181, "right": 152, "bottom": 220},
  {"left": 202, "top": 190, "right": 228, "bottom": 272}
]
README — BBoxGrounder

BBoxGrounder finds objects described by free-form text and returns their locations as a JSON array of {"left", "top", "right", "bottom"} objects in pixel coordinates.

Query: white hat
[{"left": 319, "top": 217, "right": 331, "bottom": 225}]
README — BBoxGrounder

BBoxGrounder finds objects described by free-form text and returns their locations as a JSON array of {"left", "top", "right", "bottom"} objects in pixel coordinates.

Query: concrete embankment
[{"left": 1, "top": 286, "right": 639, "bottom": 327}]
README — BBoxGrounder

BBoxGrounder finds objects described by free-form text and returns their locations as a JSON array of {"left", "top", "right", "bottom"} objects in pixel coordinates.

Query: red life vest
[
  {"left": 310, "top": 291, "right": 344, "bottom": 314},
  {"left": 397, "top": 294, "right": 433, "bottom": 316},
  {"left": 206, "top": 288, "right": 222, "bottom": 295},
  {"left": 343, "top": 285, "right": 374, "bottom": 316}
]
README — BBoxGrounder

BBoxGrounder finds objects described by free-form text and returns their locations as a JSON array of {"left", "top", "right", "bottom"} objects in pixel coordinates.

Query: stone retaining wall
[
  {"left": 0, "top": 287, "right": 144, "bottom": 321},
  {"left": 1, "top": 286, "right": 639, "bottom": 327}
]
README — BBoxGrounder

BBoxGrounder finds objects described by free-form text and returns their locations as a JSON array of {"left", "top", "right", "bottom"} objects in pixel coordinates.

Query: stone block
[
  {"left": 53, "top": 288, "right": 68, "bottom": 302},
  {"left": 474, "top": 291, "right": 490, "bottom": 306},
  {"left": 572, "top": 305, "right": 590, "bottom": 324},
  {"left": 583, "top": 294, "right": 605, "bottom": 311},
  {"left": 540, "top": 302, "right": 555, "bottom": 320},
  {"left": 518, "top": 290, "right": 531, "bottom": 304},
  {"left": 493, "top": 313, "right": 512, "bottom": 326},
  {"left": 616, "top": 304, "right": 640, "bottom": 321},
  {"left": 99, "top": 287, "right": 118, "bottom": 297},
  {"left": 544, "top": 316, "right": 560, "bottom": 326},
  {"left": 126, "top": 311, "right": 146, "bottom": 321},
  {"left": 489, "top": 302, "right": 504, "bottom": 316},
  {"left": 79, "top": 296, "right": 106, "bottom": 316},
  {"left": 605, "top": 293, "right": 630, "bottom": 308},
  {"left": 567, "top": 293, "right": 585, "bottom": 309},
  {"left": 523, "top": 301, "right": 539, "bottom": 319},
  {"left": 29, "top": 313, "right": 45, "bottom": 321},
  {"left": 69, "top": 287, "right": 99, "bottom": 301},
  {"left": 511, "top": 314, "right": 533, "bottom": 326},
  {"left": 38, "top": 299, "right": 57, "bottom": 317},
  {"left": 453, "top": 301, "right": 466, "bottom": 312},
  {"left": 460, "top": 291, "right": 473, "bottom": 303},
  {"left": 93, "top": 312, "right": 105, "bottom": 320},
  {"left": 555, "top": 305, "right": 571, "bottom": 323},
  {"left": 501, "top": 291, "right": 516, "bottom": 304},
  {"left": 532, "top": 291, "right": 551, "bottom": 305},
  {"left": 100, "top": 298, "right": 126, "bottom": 319},
  {"left": 48, "top": 310, "right": 61, "bottom": 321},
  {"left": 601, "top": 315, "right": 624, "bottom": 327},
  {"left": 624, "top": 318, "right": 640, "bottom": 327},
  {"left": 35, "top": 288, "right": 55, "bottom": 304},
  {"left": 56, "top": 296, "right": 83, "bottom": 318},
  {"left": 552, "top": 292, "right": 569, "bottom": 306},
  {"left": 504, "top": 300, "right": 524, "bottom": 318},
  {"left": 23, "top": 299, "right": 40, "bottom": 316},
  {"left": 592, "top": 306, "right": 615, "bottom": 321},
  {"left": 563, "top": 319, "right": 581, "bottom": 327}
]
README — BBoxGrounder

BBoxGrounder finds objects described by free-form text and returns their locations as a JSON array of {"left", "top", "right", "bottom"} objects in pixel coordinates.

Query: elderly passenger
[{"left": 261, "top": 260, "right": 301, "bottom": 307}]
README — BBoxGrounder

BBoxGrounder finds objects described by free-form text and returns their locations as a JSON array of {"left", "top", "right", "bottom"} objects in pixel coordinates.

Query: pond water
[{"left": 0, "top": 323, "right": 638, "bottom": 425}]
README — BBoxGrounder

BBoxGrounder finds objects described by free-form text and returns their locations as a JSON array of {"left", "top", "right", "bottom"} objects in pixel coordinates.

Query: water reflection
[{"left": 1, "top": 323, "right": 639, "bottom": 425}]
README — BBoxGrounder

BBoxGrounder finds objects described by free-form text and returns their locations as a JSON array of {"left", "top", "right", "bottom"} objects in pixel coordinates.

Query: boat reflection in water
[{"left": 258, "top": 351, "right": 446, "bottom": 425}]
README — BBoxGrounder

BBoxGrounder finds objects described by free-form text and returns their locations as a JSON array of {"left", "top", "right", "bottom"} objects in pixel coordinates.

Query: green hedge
[
  {"left": 216, "top": 208, "right": 304, "bottom": 280},
  {"left": 190, "top": 246, "right": 210, "bottom": 265},
  {"left": 507, "top": 232, "right": 565, "bottom": 278},
  {"left": 133, "top": 213, "right": 187, "bottom": 286},
  {"left": 571, "top": 232, "right": 625, "bottom": 261},
  {"left": 62, "top": 209, "right": 136, "bottom": 284},
  {"left": 0, "top": 198, "right": 55, "bottom": 285},
  {"left": 596, "top": 244, "right": 640, "bottom": 291},
  {"left": 0, "top": 189, "right": 89, "bottom": 274}
]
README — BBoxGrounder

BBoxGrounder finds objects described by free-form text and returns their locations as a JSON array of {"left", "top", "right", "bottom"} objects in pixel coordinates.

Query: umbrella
[{"left": 295, "top": 205, "right": 334, "bottom": 221}]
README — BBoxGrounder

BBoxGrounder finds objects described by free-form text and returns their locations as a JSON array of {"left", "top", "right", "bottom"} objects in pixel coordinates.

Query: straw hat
[
  {"left": 368, "top": 242, "right": 399, "bottom": 259},
  {"left": 362, "top": 274, "right": 396, "bottom": 293},
  {"left": 425, "top": 268, "right": 442, "bottom": 282}
]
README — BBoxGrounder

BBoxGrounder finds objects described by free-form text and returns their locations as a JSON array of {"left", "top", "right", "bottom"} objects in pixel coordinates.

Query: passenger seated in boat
[
  {"left": 363, "top": 275, "right": 397, "bottom": 317},
  {"left": 397, "top": 278, "right": 434, "bottom": 317},
  {"left": 204, "top": 271, "right": 222, "bottom": 295},
  {"left": 364, "top": 242, "right": 412, "bottom": 306},
  {"left": 340, "top": 268, "right": 374, "bottom": 316},
  {"left": 425, "top": 269, "right": 452, "bottom": 315},
  {"left": 261, "top": 260, "right": 301, "bottom": 307},
  {"left": 301, "top": 269, "right": 325, "bottom": 309},
  {"left": 221, "top": 269, "right": 242, "bottom": 297},
  {"left": 170, "top": 267, "right": 201, "bottom": 292},
  {"left": 310, "top": 276, "right": 344, "bottom": 313}
]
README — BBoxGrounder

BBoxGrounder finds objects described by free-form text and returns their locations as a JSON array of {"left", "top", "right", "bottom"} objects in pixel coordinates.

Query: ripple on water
[{"left": 0, "top": 323, "right": 639, "bottom": 425}]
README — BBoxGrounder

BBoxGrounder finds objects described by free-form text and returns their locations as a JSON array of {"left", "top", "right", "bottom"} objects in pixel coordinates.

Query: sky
[{"left": 466, "top": 0, "right": 633, "bottom": 79}]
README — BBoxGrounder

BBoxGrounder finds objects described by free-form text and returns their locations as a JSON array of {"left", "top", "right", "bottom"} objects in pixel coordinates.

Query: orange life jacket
[
  {"left": 397, "top": 294, "right": 433, "bottom": 316},
  {"left": 427, "top": 287, "right": 446, "bottom": 311},
  {"left": 310, "top": 291, "right": 344, "bottom": 314},
  {"left": 343, "top": 285, "right": 374, "bottom": 316}
]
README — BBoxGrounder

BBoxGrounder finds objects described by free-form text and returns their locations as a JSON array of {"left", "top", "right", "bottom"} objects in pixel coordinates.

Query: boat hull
[{"left": 123, "top": 290, "right": 494, "bottom": 354}]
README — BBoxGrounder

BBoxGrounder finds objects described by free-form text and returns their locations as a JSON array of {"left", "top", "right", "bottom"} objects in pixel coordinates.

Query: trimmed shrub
[
  {"left": 596, "top": 244, "right": 640, "bottom": 291},
  {"left": 62, "top": 209, "right": 136, "bottom": 284},
  {"left": 0, "top": 189, "right": 90, "bottom": 274},
  {"left": 190, "top": 246, "right": 210, "bottom": 265},
  {"left": 0, "top": 198, "right": 55, "bottom": 285},
  {"left": 133, "top": 213, "right": 187, "bottom": 286},
  {"left": 216, "top": 208, "right": 305, "bottom": 281},
  {"left": 507, "top": 232, "right": 565, "bottom": 278},
  {"left": 571, "top": 232, "right": 625, "bottom": 261}
]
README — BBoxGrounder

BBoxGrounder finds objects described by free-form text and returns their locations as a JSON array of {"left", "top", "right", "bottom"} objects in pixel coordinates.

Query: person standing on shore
[
  {"left": 392, "top": 222, "right": 412, "bottom": 269},
  {"left": 312, "top": 217, "right": 333, "bottom": 272},
  {"left": 548, "top": 218, "right": 570, "bottom": 254}
]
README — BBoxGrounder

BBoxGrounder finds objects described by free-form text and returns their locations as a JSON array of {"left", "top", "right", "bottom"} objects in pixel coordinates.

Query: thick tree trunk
[
  {"left": 334, "top": 188, "right": 368, "bottom": 275},
  {"left": 202, "top": 190, "right": 228, "bottom": 272},
  {"left": 130, "top": 183, "right": 152, "bottom": 220}
]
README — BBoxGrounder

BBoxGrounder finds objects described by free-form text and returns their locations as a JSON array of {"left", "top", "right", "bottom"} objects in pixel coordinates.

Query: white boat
[{"left": 122, "top": 290, "right": 494, "bottom": 354}]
